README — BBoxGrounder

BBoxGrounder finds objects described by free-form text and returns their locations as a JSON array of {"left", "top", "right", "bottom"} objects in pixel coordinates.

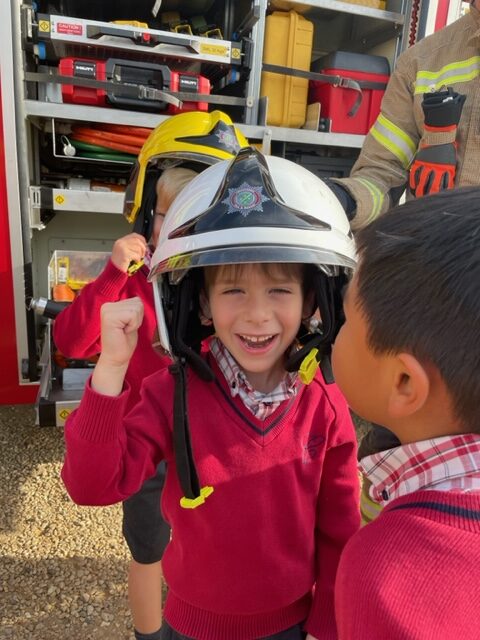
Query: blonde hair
[{"left": 156, "top": 167, "right": 198, "bottom": 210}]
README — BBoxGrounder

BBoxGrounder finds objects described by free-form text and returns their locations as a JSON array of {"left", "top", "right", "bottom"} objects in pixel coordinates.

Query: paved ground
[{"left": 0, "top": 404, "right": 132, "bottom": 639}]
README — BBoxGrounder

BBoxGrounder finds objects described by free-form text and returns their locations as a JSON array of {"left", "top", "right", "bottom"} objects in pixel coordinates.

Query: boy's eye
[
  {"left": 222, "top": 288, "right": 243, "bottom": 295},
  {"left": 271, "top": 288, "right": 292, "bottom": 295}
]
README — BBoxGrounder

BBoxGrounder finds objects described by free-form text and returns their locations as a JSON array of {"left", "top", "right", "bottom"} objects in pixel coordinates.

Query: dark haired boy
[{"left": 332, "top": 186, "right": 480, "bottom": 639}]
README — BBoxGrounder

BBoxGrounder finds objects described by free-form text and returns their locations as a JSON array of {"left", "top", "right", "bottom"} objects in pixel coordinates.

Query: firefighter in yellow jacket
[
  {"left": 327, "top": 2, "right": 480, "bottom": 230},
  {"left": 327, "top": 3, "right": 480, "bottom": 524}
]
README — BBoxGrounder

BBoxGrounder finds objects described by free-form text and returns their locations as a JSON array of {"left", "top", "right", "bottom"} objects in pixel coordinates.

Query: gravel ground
[
  {"left": 0, "top": 403, "right": 371, "bottom": 640},
  {"left": 0, "top": 404, "right": 132, "bottom": 640}
]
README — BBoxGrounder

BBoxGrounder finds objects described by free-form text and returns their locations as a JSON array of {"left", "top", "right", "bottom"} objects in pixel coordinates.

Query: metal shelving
[
  {"left": 278, "top": 0, "right": 405, "bottom": 22},
  {"left": 24, "top": 100, "right": 365, "bottom": 147}
]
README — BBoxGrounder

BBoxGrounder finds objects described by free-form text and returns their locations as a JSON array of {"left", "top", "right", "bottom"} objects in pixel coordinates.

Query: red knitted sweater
[
  {"left": 335, "top": 489, "right": 480, "bottom": 639},
  {"left": 62, "top": 357, "right": 360, "bottom": 640}
]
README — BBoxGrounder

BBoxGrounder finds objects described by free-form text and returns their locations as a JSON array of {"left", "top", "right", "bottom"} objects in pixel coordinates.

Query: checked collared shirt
[
  {"left": 360, "top": 433, "right": 480, "bottom": 505},
  {"left": 209, "top": 337, "right": 298, "bottom": 421}
]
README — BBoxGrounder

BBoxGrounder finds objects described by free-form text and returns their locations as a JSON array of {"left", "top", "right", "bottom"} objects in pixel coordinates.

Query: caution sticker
[
  {"left": 58, "top": 409, "right": 71, "bottom": 421},
  {"left": 55, "top": 195, "right": 65, "bottom": 206},
  {"left": 39, "top": 20, "right": 50, "bottom": 33},
  {"left": 199, "top": 43, "right": 228, "bottom": 58},
  {"left": 56, "top": 22, "right": 84, "bottom": 36}
]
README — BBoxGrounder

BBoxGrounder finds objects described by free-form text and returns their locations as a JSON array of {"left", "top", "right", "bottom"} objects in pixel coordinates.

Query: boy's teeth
[{"left": 240, "top": 334, "right": 275, "bottom": 348}]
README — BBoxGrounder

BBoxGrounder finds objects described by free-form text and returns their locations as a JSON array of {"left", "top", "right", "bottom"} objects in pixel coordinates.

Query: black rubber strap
[
  {"left": 169, "top": 361, "right": 201, "bottom": 500},
  {"left": 262, "top": 63, "right": 378, "bottom": 117},
  {"left": 25, "top": 71, "right": 182, "bottom": 107},
  {"left": 26, "top": 72, "right": 247, "bottom": 107}
]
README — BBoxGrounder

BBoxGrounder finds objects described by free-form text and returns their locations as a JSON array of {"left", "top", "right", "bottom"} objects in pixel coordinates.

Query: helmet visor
[{"left": 149, "top": 244, "right": 355, "bottom": 284}]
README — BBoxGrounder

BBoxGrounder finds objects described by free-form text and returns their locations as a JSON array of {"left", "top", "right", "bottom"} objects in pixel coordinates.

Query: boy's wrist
[
  {"left": 94, "top": 260, "right": 129, "bottom": 297},
  {"left": 91, "top": 356, "right": 129, "bottom": 397}
]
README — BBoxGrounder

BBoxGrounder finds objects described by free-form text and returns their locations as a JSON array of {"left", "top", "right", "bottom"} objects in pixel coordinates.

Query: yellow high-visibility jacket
[{"left": 335, "top": 6, "right": 480, "bottom": 230}]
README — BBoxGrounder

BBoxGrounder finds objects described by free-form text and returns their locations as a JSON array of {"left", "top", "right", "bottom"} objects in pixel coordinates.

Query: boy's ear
[
  {"left": 199, "top": 290, "right": 213, "bottom": 327},
  {"left": 387, "top": 353, "right": 430, "bottom": 419}
]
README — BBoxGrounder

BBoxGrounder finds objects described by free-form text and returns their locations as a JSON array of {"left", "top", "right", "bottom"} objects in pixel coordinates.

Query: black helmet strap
[
  {"left": 169, "top": 360, "right": 201, "bottom": 500},
  {"left": 133, "top": 168, "right": 160, "bottom": 240},
  {"left": 168, "top": 273, "right": 214, "bottom": 501},
  {"left": 285, "top": 272, "right": 347, "bottom": 384},
  {"left": 171, "top": 273, "right": 215, "bottom": 382}
]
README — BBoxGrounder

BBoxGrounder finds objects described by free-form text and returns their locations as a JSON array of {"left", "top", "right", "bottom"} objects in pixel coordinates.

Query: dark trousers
[{"left": 159, "top": 621, "right": 306, "bottom": 640}]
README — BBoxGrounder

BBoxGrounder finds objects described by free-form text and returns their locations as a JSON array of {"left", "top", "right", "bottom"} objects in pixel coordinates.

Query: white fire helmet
[{"left": 149, "top": 146, "right": 355, "bottom": 357}]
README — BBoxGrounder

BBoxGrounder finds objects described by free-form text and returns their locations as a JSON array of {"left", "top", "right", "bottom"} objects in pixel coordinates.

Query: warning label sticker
[
  {"left": 58, "top": 409, "right": 72, "bottom": 421},
  {"left": 56, "top": 22, "right": 84, "bottom": 36},
  {"left": 199, "top": 43, "right": 228, "bottom": 58},
  {"left": 38, "top": 20, "right": 50, "bottom": 33}
]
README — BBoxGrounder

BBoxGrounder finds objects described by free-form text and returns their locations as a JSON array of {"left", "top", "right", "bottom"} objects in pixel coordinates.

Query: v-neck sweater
[
  {"left": 62, "top": 356, "right": 360, "bottom": 640},
  {"left": 335, "top": 490, "right": 480, "bottom": 639}
]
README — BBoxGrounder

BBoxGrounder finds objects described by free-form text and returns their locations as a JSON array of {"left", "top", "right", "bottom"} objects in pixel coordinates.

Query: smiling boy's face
[
  {"left": 332, "top": 273, "right": 392, "bottom": 425},
  {"left": 203, "top": 263, "right": 309, "bottom": 393}
]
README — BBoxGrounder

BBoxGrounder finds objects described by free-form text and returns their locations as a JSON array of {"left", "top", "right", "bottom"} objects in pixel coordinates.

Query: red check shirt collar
[
  {"left": 360, "top": 433, "right": 480, "bottom": 505},
  {"left": 209, "top": 337, "right": 298, "bottom": 421}
]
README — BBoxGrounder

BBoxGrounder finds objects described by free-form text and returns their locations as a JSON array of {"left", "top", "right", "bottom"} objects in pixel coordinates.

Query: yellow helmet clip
[
  {"left": 298, "top": 348, "right": 320, "bottom": 385},
  {"left": 180, "top": 485, "right": 214, "bottom": 509}
]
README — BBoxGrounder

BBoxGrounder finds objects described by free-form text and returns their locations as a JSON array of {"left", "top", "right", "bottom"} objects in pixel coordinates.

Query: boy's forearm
[{"left": 91, "top": 356, "right": 129, "bottom": 396}]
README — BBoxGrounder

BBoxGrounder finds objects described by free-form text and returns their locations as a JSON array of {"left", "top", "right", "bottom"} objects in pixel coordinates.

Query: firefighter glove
[
  {"left": 323, "top": 178, "right": 357, "bottom": 221},
  {"left": 409, "top": 87, "right": 466, "bottom": 197}
]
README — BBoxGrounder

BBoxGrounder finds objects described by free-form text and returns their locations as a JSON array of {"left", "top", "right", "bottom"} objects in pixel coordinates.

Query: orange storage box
[{"left": 261, "top": 11, "right": 314, "bottom": 128}]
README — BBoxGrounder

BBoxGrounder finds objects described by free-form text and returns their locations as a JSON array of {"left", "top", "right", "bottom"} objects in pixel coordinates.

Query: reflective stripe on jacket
[{"left": 335, "top": 6, "right": 480, "bottom": 230}]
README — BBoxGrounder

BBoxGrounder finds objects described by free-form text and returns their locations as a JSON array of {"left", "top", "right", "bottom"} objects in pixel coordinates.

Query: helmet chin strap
[
  {"left": 285, "top": 272, "right": 347, "bottom": 385},
  {"left": 169, "top": 273, "right": 215, "bottom": 508},
  {"left": 169, "top": 360, "right": 214, "bottom": 508},
  {"left": 132, "top": 169, "right": 160, "bottom": 240}
]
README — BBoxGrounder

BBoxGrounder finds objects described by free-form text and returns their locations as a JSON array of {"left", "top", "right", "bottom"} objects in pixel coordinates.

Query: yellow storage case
[{"left": 260, "top": 11, "right": 314, "bottom": 128}]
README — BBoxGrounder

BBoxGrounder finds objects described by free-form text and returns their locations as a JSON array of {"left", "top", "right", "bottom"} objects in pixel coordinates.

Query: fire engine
[{"left": 0, "top": 0, "right": 463, "bottom": 421}]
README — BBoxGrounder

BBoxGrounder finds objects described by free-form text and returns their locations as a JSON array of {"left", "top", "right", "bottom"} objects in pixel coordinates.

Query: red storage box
[
  {"left": 308, "top": 51, "right": 390, "bottom": 134},
  {"left": 59, "top": 57, "right": 210, "bottom": 113},
  {"left": 167, "top": 71, "right": 211, "bottom": 114},
  {"left": 59, "top": 58, "right": 108, "bottom": 106}
]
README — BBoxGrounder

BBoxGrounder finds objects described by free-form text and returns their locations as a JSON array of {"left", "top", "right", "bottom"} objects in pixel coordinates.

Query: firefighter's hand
[
  {"left": 305, "top": 634, "right": 318, "bottom": 640},
  {"left": 111, "top": 233, "right": 148, "bottom": 273},
  {"left": 409, "top": 143, "right": 456, "bottom": 197},
  {"left": 409, "top": 88, "right": 465, "bottom": 198},
  {"left": 91, "top": 298, "right": 144, "bottom": 396}
]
